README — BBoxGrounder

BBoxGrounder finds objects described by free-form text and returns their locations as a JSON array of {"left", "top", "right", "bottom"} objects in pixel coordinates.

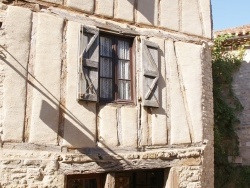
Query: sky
[{"left": 211, "top": 0, "right": 250, "bottom": 31}]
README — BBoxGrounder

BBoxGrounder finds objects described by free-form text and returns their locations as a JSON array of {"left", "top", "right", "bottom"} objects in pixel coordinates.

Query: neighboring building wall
[
  {"left": 233, "top": 43, "right": 250, "bottom": 165},
  {"left": 216, "top": 26, "right": 250, "bottom": 165},
  {"left": 0, "top": 0, "right": 213, "bottom": 187}
]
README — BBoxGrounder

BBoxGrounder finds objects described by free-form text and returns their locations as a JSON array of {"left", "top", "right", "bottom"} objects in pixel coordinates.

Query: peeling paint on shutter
[
  {"left": 142, "top": 40, "right": 159, "bottom": 107},
  {"left": 77, "top": 25, "right": 99, "bottom": 102}
]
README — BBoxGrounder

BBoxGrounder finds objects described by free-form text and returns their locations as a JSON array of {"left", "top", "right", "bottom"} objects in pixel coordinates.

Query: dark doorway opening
[{"left": 66, "top": 169, "right": 165, "bottom": 188}]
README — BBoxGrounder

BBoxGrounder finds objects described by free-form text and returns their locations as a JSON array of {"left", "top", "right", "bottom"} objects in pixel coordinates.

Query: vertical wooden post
[
  {"left": 104, "top": 173, "right": 115, "bottom": 188},
  {"left": 164, "top": 167, "right": 179, "bottom": 188}
]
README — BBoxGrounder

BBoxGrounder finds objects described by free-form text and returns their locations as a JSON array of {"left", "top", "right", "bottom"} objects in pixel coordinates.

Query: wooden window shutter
[
  {"left": 141, "top": 40, "right": 159, "bottom": 107},
  {"left": 77, "top": 25, "right": 99, "bottom": 102}
]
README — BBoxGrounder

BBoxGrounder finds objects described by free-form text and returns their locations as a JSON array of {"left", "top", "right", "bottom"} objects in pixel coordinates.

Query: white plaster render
[
  {"left": 198, "top": 0, "right": 212, "bottom": 39},
  {"left": 166, "top": 40, "right": 191, "bottom": 144},
  {"left": 152, "top": 114, "right": 167, "bottom": 145},
  {"left": 95, "top": 0, "right": 114, "bottom": 18},
  {"left": 29, "top": 13, "right": 63, "bottom": 145},
  {"left": 140, "top": 106, "right": 150, "bottom": 146},
  {"left": 121, "top": 106, "right": 138, "bottom": 147},
  {"left": 175, "top": 42, "right": 203, "bottom": 143},
  {"left": 181, "top": 0, "right": 203, "bottom": 36},
  {"left": 98, "top": 105, "right": 118, "bottom": 147},
  {"left": 63, "top": 21, "right": 96, "bottom": 148},
  {"left": 160, "top": 0, "right": 180, "bottom": 31},
  {"left": 3, "top": 6, "right": 32, "bottom": 142},
  {"left": 114, "top": 0, "right": 135, "bottom": 22},
  {"left": 136, "top": 0, "right": 158, "bottom": 26},
  {"left": 66, "top": 0, "right": 94, "bottom": 14}
]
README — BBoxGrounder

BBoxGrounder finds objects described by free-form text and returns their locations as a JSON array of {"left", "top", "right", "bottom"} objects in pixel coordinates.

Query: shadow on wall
[
  {"left": 129, "top": 0, "right": 156, "bottom": 25},
  {"left": 233, "top": 60, "right": 250, "bottom": 126},
  {"left": 0, "top": 45, "right": 129, "bottom": 171}
]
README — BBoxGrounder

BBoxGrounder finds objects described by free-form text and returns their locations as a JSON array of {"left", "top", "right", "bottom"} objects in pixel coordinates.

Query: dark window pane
[
  {"left": 135, "top": 170, "right": 164, "bottom": 188},
  {"left": 135, "top": 171, "right": 147, "bottom": 185},
  {"left": 118, "top": 40, "right": 130, "bottom": 60},
  {"left": 100, "top": 57, "right": 112, "bottom": 78},
  {"left": 100, "top": 36, "right": 112, "bottom": 57},
  {"left": 115, "top": 176, "right": 131, "bottom": 188},
  {"left": 83, "top": 179, "right": 97, "bottom": 188},
  {"left": 100, "top": 78, "right": 113, "bottom": 99},
  {"left": 67, "top": 178, "right": 98, "bottom": 188},
  {"left": 118, "top": 80, "right": 131, "bottom": 100},
  {"left": 118, "top": 60, "right": 130, "bottom": 80}
]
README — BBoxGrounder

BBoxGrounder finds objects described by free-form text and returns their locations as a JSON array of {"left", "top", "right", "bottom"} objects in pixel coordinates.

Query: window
[
  {"left": 115, "top": 169, "right": 164, "bottom": 188},
  {"left": 67, "top": 174, "right": 105, "bottom": 188},
  {"left": 77, "top": 25, "right": 160, "bottom": 107},
  {"left": 99, "top": 34, "right": 133, "bottom": 102},
  {"left": 66, "top": 169, "right": 164, "bottom": 188}
]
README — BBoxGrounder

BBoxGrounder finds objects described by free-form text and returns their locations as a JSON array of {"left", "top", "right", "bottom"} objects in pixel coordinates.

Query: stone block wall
[
  {"left": 233, "top": 47, "right": 250, "bottom": 165},
  {"left": 0, "top": 0, "right": 213, "bottom": 187}
]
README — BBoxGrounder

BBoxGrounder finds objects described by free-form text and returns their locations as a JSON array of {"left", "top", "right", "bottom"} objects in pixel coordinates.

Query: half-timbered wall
[{"left": 0, "top": 0, "right": 213, "bottom": 187}]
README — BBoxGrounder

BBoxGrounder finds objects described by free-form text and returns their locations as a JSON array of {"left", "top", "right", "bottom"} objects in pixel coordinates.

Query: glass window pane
[
  {"left": 100, "top": 36, "right": 112, "bottom": 57},
  {"left": 118, "top": 60, "right": 130, "bottom": 80},
  {"left": 100, "top": 57, "right": 112, "bottom": 78},
  {"left": 118, "top": 40, "right": 130, "bottom": 60},
  {"left": 118, "top": 80, "right": 131, "bottom": 100},
  {"left": 100, "top": 78, "right": 113, "bottom": 99}
]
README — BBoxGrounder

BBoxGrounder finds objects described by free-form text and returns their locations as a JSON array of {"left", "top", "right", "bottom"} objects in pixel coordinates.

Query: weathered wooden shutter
[
  {"left": 77, "top": 25, "right": 99, "bottom": 102},
  {"left": 141, "top": 40, "right": 159, "bottom": 107}
]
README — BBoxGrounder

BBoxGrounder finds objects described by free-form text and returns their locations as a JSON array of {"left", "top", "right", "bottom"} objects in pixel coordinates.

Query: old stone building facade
[
  {"left": 0, "top": 0, "right": 213, "bottom": 187},
  {"left": 215, "top": 25, "right": 250, "bottom": 165}
]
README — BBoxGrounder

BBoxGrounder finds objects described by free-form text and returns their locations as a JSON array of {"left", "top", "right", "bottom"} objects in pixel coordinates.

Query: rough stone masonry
[{"left": 0, "top": 0, "right": 213, "bottom": 187}]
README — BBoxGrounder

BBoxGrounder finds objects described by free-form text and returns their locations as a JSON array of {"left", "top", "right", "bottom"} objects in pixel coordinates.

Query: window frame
[
  {"left": 66, "top": 173, "right": 105, "bottom": 188},
  {"left": 65, "top": 169, "right": 165, "bottom": 188},
  {"left": 99, "top": 32, "right": 135, "bottom": 104}
]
